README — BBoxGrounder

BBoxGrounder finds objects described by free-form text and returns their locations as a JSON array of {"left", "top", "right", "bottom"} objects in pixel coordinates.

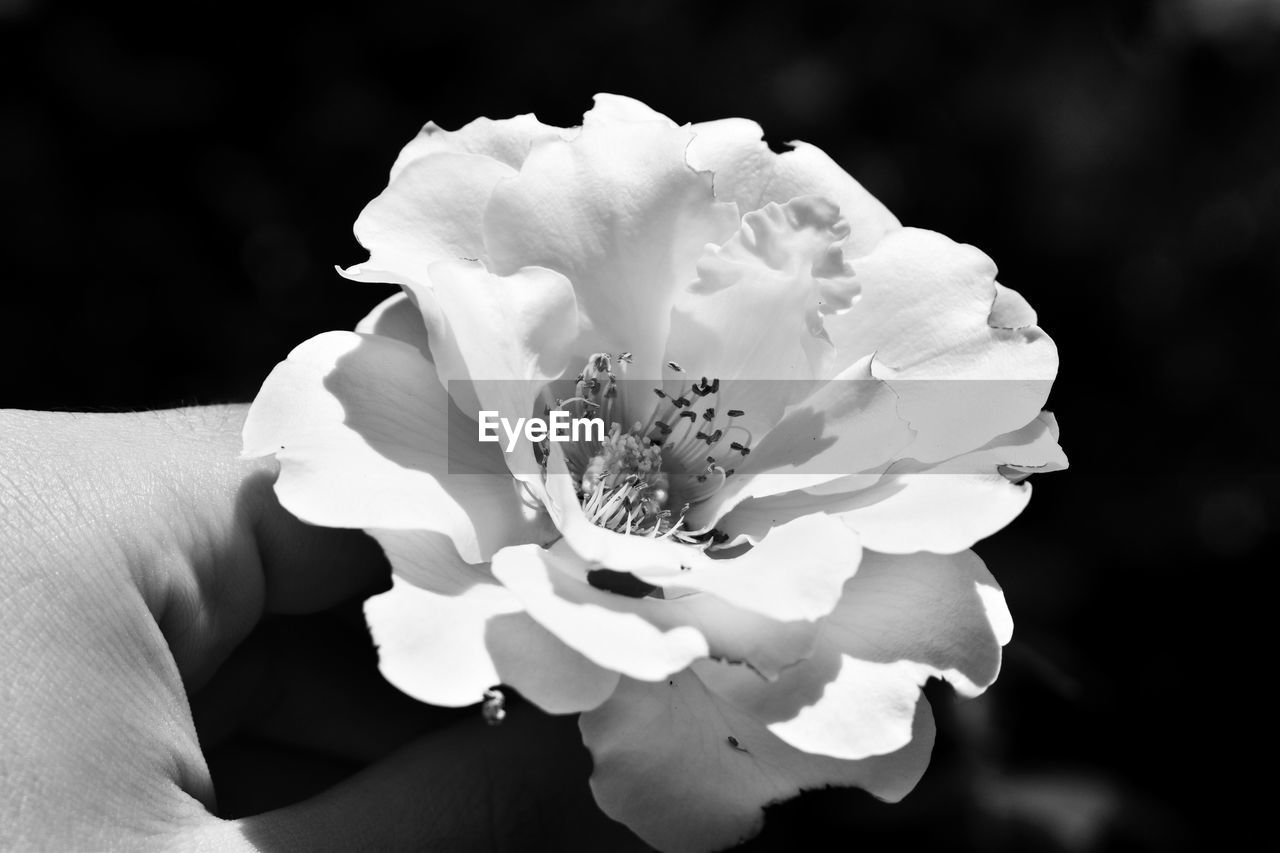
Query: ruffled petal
[
  {"left": 667, "top": 196, "right": 857, "bottom": 385},
  {"left": 695, "top": 550, "right": 1010, "bottom": 762},
  {"left": 242, "top": 331, "right": 549, "bottom": 563},
  {"left": 483, "top": 95, "right": 739, "bottom": 380},
  {"left": 490, "top": 543, "right": 710, "bottom": 681},
  {"left": 686, "top": 117, "right": 900, "bottom": 257},
  {"left": 630, "top": 515, "right": 861, "bottom": 623},
  {"left": 579, "top": 669, "right": 934, "bottom": 853},
  {"left": 718, "top": 412, "right": 1067, "bottom": 553},
  {"left": 826, "top": 228, "right": 1059, "bottom": 461}
]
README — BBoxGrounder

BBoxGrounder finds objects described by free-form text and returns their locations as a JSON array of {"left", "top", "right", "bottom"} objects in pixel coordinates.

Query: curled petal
[
  {"left": 580, "top": 669, "right": 934, "bottom": 853},
  {"left": 242, "top": 331, "right": 548, "bottom": 563},
  {"left": 696, "top": 550, "right": 1010, "bottom": 762},
  {"left": 483, "top": 94, "right": 739, "bottom": 379},
  {"left": 686, "top": 117, "right": 900, "bottom": 257}
]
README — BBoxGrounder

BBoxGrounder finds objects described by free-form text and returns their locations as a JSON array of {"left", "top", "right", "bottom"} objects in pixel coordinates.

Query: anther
[
  {"left": 653, "top": 388, "right": 667, "bottom": 398},
  {"left": 730, "top": 441, "right": 750, "bottom": 455},
  {"left": 667, "top": 361, "right": 684, "bottom": 373},
  {"left": 727, "top": 409, "right": 744, "bottom": 417},
  {"left": 679, "top": 411, "right": 697, "bottom": 422},
  {"left": 702, "top": 408, "right": 715, "bottom": 421}
]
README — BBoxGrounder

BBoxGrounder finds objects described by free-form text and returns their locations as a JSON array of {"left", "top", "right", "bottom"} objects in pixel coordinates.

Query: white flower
[{"left": 243, "top": 94, "right": 1065, "bottom": 853}]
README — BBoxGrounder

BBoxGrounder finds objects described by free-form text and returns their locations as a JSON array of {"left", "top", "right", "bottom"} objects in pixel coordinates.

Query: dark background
[{"left": 3, "top": 0, "right": 1274, "bottom": 849}]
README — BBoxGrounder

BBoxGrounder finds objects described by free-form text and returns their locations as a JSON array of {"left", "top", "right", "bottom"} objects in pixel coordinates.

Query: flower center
[{"left": 546, "top": 353, "right": 751, "bottom": 547}]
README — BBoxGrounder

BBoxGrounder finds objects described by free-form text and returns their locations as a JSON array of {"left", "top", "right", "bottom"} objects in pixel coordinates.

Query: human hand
[{"left": 0, "top": 405, "right": 642, "bottom": 852}]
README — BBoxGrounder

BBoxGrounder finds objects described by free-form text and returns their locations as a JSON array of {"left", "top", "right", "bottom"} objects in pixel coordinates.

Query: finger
[
  {"left": 80, "top": 404, "right": 393, "bottom": 684},
  {"left": 194, "top": 705, "right": 650, "bottom": 853}
]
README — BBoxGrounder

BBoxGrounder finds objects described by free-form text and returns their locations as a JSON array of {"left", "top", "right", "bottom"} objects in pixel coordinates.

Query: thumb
[{"left": 125, "top": 404, "right": 392, "bottom": 685}]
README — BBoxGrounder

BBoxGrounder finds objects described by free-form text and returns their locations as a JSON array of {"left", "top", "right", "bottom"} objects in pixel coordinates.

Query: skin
[{"left": 0, "top": 405, "right": 642, "bottom": 852}]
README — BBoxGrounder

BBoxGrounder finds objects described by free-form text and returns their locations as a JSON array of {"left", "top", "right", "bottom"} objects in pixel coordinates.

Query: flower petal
[
  {"left": 826, "top": 416, "right": 1067, "bottom": 554},
  {"left": 826, "top": 228, "right": 1059, "bottom": 461},
  {"left": 579, "top": 669, "right": 934, "bottom": 853},
  {"left": 695, "top": 550, "right": 1010, "bottom": 762},
  {"left": 686, "top": 117, "right": 900, "bottom": 257},
  {"left": 667, "top": 196, "right": 856, "bottom": 385},
  {"left": 490, "top": 543, "right": 710, "bottom": 681},
  {"left": 685, "top": 355, "right": 913, "bottom": 529},
  {"left": 242, "top": 331, "right": 549, "bottom": 563},
  {"left": 630, "top": 515, "right": 862, "bottom": 623},
  {"left": 364, "top": 574, "right": 518, "bottom": 708},
  {"left": 483, "top": 95, "right": 739, "bottom": 379},
  {"left": 388, "top": 259, "right": 579, "bottom": 480},
  {"left": 354, "top": 290, "right": 431, "bottom": 359},
  {"left": 345, "top": 152, "right": 516, "bottom": 284},
  {"left": 389, "top": 112, "right": 569, "bottom": 179},
  {"left": 484, "top": 612, "right": 621, "bottom": 714},
  {"left": 719, "top": 412, "right": 1066, "bottom": 553},
  {"left": 342, "top": 111, "right": 567, "bottom": 282},
  {"left": 367, "top": 532, "right": 618, "bottom": 714}
]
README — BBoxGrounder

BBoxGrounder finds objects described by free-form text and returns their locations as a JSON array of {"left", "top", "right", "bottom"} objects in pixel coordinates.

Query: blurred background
[{"left": 2, "top": 0, "right": 1275, "bottom": 849}]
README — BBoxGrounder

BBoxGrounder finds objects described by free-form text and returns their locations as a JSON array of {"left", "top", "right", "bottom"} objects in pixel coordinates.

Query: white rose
[{"left": 244, "top": 94, "right": 1065, "bottom": 852}]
